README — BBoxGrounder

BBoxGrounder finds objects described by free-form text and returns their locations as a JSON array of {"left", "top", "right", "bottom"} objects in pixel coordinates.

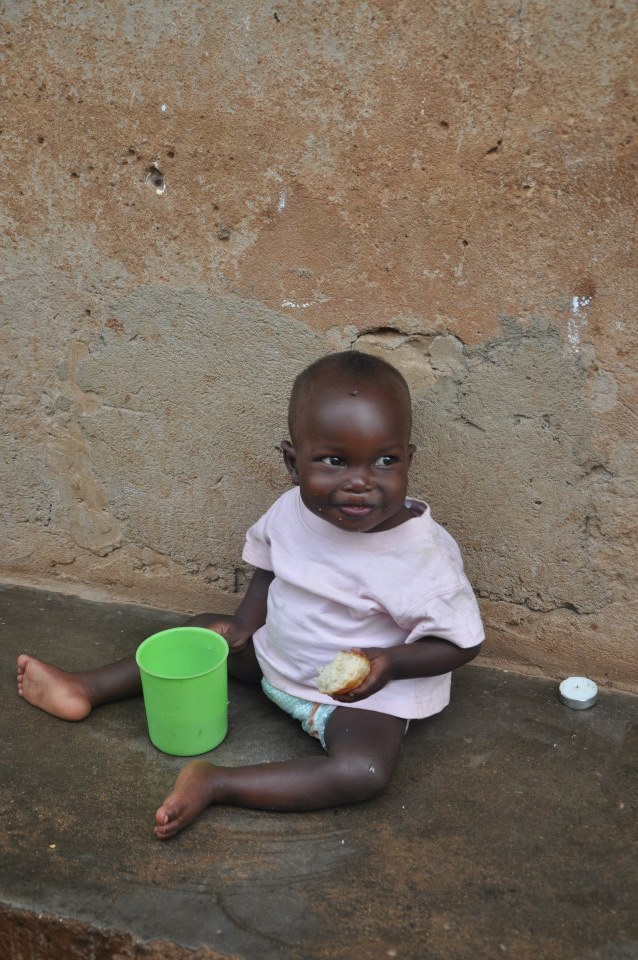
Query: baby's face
[{"left": 283, "top": 381, "right": 415, "bottom": 533}]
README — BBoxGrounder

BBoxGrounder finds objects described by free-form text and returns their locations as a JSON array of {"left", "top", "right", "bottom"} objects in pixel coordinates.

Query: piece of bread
[{"left": 315, "top": 650, "right": 371, "bottom": 696}]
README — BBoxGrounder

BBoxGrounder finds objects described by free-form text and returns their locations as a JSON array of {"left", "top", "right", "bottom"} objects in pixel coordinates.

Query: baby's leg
[
  {"left": 16, "top": 612, "right": 247, "bottom": 721},
  {"left": 154, "top": 708, "right": 405, "bottom": 839},
  {"left": 17, "top": 654, "right": 141, "bottom": 721}
]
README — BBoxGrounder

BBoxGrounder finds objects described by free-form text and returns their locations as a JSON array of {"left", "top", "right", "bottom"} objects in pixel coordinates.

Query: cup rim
[{"left": 135, "top": 626, "right": 229, "bottom": 680}]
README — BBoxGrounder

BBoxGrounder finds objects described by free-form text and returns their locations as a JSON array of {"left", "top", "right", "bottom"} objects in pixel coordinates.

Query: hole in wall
[{"left": 145, "top": 164, "right": 166, "bottom": 195}]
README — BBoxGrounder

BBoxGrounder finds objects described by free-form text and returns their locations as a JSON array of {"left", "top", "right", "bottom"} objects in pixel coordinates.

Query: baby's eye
[
  {"left": 374, "top": 455, "right": 398, "bottom": 467},
  {"left": 321, "top": 455, "right": 345, "bottom": 466}
]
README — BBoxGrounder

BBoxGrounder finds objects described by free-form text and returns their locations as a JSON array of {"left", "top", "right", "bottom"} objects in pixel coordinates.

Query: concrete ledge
[
  {"left": 0, "top": 903, "right": 232, "bottom": 960},
  {"left": 2, "top": 585, "right": 637, "bottom": 959}
]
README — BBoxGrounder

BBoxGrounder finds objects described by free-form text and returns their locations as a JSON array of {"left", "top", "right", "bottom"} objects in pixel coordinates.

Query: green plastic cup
[{"left": 135, "top": 626, "right": 229, "bottom": 756}]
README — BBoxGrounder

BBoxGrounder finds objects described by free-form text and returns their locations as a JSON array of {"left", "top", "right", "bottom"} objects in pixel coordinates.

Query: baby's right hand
[{"left": 209, "top": 618, "right": 252, "bottom": 653}]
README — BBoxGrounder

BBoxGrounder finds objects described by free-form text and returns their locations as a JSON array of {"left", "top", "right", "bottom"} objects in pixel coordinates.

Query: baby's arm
[
  {"left": 201, "top": 567, "right": 274, "bottom": 651},
  {"left": 332, "top": 637, "right": 482, "bottom": 703}
]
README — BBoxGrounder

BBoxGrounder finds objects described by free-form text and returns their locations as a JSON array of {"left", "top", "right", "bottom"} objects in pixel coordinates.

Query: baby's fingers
[
  {"left": 335, "top": 655, "right": 391, "bottom": 702},
  {"left": 333, "top": 675, "right": 378, "bottom": 702},
  {"left": 226, "top": 629, "right": 254, "bottom": 654}
]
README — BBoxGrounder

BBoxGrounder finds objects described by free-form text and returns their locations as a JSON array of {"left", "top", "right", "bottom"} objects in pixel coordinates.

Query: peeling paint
[
  {"left": 566, "top": 295, "right": 593, "bottom": 353},
  {"left": 281, "top": 298, "right": 321, "bottom": 309}
]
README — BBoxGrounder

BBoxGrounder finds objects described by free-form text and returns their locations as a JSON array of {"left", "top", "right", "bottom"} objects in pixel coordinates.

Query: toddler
[{"left": 17, "top": 350, "right": 484, "bottom": 839}]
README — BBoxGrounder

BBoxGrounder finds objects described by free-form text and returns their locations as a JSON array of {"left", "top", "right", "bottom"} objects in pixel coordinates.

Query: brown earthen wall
[{"left": 1, "top": 1, "right": 636, "bottom": 687}]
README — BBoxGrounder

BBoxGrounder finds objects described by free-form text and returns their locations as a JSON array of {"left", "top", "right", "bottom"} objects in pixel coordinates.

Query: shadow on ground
[{"left": 1, "top": 584, "right": 637, "bottom": 960}]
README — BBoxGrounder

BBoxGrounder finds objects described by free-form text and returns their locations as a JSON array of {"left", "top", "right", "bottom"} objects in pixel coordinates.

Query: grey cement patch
[{"left": 357, "top": 320, "right": 607, "bottom": 614}]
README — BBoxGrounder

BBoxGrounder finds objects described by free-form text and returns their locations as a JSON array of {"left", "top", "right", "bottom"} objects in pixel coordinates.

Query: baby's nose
[{"left": 343, "top": 469, "right": 373, "bottom": 491}]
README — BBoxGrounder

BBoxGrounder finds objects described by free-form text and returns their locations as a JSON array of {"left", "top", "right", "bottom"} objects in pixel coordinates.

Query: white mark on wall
[
  {"left": 277, "top": 188, "right": 288, "bottom": 212},
  {"left": 422, "top": 266, "right": 443, "bottom": 279},
  {"left": 567, "top": 295, "right": 592, "bottom": 352},
  {"left": 281, "top": 293, "right": 331, "bottom": 310},
  {"left": 573, "top": 295, "right": 592, "bottom": 312},
  {"left": 282, "top": 298, "right": 314, "bottom": 309},
  {"left": 161, "top": 103, "right": 168, "bottom": 113}
]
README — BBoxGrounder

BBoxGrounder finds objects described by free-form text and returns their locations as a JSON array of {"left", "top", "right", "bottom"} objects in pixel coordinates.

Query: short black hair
[{"left": 288, "top": 350, "right": 412, "bottom": 435}]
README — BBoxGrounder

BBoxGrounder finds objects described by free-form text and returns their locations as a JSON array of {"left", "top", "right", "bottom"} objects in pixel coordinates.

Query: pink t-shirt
[{"left": 242, "top": 487, "right": 484, "bottom": 720}]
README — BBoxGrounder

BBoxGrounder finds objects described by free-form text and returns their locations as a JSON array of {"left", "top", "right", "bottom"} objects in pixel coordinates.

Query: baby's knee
[
  {"left": 333, "top": 754, "right": 394, "bottom": 803},
  {"left": 358, "top": 759, "right": 393, "bottom": 800}
]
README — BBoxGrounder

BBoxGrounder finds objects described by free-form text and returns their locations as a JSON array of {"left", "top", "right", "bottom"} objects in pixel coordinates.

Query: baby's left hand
[{"left": 331, "top": 647, "right": 394, "bottom": 703}]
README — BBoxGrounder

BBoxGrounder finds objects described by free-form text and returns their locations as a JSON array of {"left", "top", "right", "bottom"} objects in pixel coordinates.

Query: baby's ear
[
  {"left": 280, "top": 440, "right": 300, "bottom": 484},
  {"left": 408, "top": 443, "right": 416, "bottom": 466}
]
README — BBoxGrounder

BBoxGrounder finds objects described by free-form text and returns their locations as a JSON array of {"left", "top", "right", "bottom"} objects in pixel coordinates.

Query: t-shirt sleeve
[
  {"left": 242, "top": 510, "right": 274, "bottom": 571},
  {"left": 401, "top": 581, "right": 485, "bottom": 649}
]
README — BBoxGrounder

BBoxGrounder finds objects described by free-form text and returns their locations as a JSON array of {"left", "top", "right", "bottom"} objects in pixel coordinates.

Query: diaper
[{"left": 261, "top": 677, "right": 336, "bottom": 750}]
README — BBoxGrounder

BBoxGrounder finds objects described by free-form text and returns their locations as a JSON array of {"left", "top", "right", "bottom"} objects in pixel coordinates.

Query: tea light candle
[{"left": 558, "top": 676, "right": 598, "bottom": 710}]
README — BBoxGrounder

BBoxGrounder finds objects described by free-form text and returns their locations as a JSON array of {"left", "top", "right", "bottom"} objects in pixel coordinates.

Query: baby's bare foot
[
  {"left": 17, "top": 654, "right": 93, "bottom": 721},
  {"left": 154, "top": 760, "right": 218, "bottom": 840}
]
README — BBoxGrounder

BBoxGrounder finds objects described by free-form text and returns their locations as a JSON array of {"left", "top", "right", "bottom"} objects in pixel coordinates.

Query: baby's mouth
[{"left": 338, "top": 503, "right": 375, "bottom": 517}]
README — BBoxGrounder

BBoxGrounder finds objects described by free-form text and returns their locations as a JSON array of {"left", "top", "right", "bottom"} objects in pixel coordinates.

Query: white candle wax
[{"left": 558, "top": 676, "right": 598, "bottom": 710}]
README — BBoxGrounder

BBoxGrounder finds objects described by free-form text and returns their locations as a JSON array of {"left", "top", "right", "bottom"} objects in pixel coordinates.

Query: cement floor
[{"left": 1, "top": 584, "right": 637, "bottom": 960}]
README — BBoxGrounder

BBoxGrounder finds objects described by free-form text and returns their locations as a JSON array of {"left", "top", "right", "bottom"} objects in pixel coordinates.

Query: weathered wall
[{"left": 1, "top": 1, "right": 636, "bottom": 687}]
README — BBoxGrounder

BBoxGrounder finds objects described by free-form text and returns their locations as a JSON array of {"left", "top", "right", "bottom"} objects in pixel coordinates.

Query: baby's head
[
  {"left": 282, "top": 351, "right": 416, "bottom": 533},
  {"left": 288, "top": 350, "right": 412, "bottom": 440}
]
